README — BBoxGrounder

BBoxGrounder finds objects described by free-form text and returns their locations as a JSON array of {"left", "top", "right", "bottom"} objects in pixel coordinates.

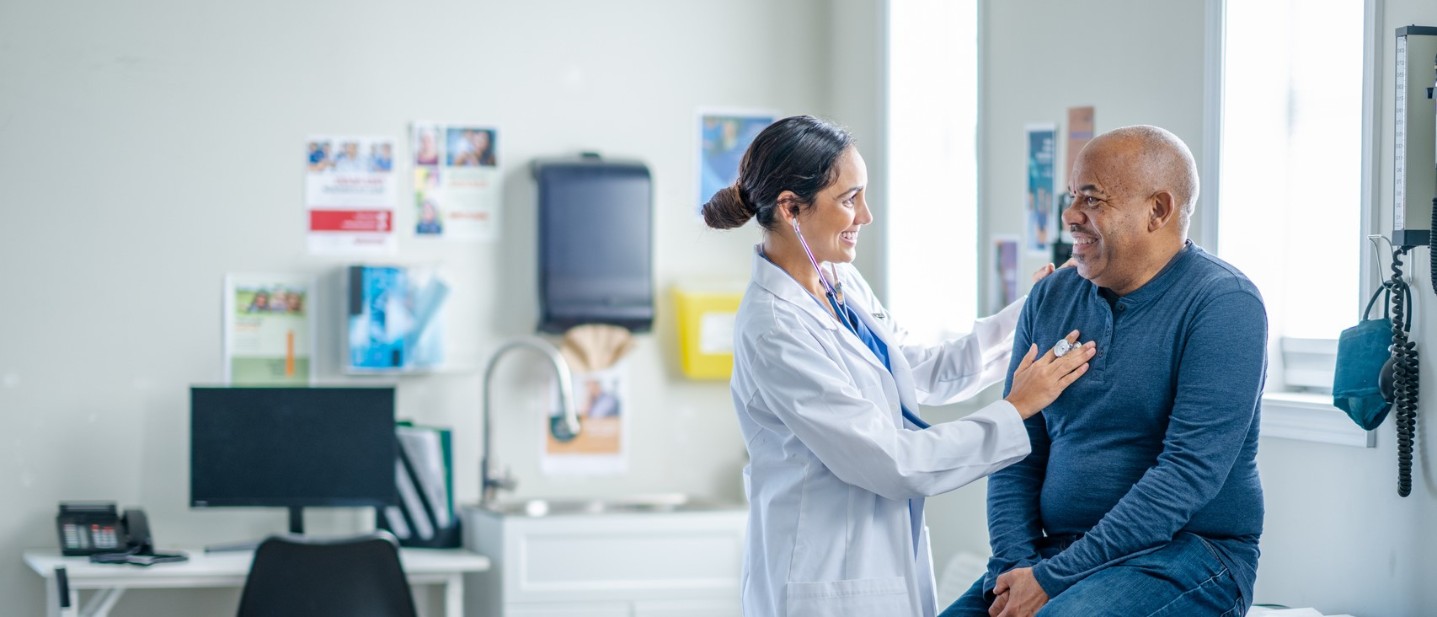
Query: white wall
[
  {"left": 927, "top": 1, "right": 1437, "bottom": 615},
  {"left": 0, "top": 1, "right": 861, "bottom": 614}
]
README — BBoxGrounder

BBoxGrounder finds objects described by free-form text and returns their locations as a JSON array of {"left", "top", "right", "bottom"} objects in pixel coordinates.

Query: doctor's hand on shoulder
[
  {"left": 1029, "top": 259, "right": 1077, "bottom": 284},
  {"left": 1031, "top": 263, "right": 1057, "bottom": 283},
  {"left": 1004, "top": 330, "right": 1094, "bottom": 419}
]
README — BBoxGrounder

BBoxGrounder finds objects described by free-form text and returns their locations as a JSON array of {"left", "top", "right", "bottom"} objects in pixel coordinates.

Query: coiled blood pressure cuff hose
[{"left": 1389, "top": 247, "right": 1419, "bottom": 497}]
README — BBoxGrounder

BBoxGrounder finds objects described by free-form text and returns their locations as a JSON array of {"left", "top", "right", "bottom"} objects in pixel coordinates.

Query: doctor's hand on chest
[{"left": 1004, "top": 330, "right": 1096, "bottom": 418}]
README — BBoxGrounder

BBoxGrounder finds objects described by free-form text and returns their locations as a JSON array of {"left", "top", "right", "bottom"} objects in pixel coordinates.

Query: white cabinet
[
  {"left": 463, "top": 504, "right": 747, "bottom": 617},
  {"left": 507, "top": 605, "right": 629, "bottom": 617}
]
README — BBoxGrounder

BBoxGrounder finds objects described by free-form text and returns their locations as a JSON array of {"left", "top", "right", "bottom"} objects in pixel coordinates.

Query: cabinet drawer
[
  {"left": 634, "top": 599, "right": 741, "bottom": 616},
  {"left": 466, "top": 506, "right": 748, "bottom": 613},
  {"left": 508, "top": 602, "right": 630, "bottom": 617},
  {"left": 507, "top": 514, "right": 742, "bottom": 602}
]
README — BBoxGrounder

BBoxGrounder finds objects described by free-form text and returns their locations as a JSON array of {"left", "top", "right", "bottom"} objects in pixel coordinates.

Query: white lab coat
[{"left": 732, "top": 247, "right": 1030, "bottom": 617}]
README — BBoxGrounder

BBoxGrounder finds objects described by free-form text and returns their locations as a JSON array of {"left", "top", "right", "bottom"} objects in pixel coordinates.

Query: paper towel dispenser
[{"left": 533, "top": 154, "right": 654, "bottom": 333}]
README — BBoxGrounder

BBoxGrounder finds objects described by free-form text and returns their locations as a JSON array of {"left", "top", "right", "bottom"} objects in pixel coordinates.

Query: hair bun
[{"left": 702, "top": 185, "right": 754, "bottom": 230}]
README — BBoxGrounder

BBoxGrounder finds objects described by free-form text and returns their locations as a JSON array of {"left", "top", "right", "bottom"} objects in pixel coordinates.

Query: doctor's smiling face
[
  {"left": 700, "top": 115, "right": 860, "bottom": 294},
  {"left": 792, "top": 146, "right": 871, "bottom": 264}
]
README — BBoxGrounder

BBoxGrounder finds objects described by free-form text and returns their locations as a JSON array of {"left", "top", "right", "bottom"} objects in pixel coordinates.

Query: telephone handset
[{"left": 118, "top": 509, "right": 154, "bottom": 555}]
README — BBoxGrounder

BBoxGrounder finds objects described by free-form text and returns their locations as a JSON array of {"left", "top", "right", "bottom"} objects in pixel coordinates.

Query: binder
[{"left": 378, "top": 423, "right": 461, "bottom": 548}]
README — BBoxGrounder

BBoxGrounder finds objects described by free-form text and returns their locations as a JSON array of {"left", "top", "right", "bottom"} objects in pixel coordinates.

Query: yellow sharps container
[{"left": 673, "top": 285, "right": 744, "bottom": 379}]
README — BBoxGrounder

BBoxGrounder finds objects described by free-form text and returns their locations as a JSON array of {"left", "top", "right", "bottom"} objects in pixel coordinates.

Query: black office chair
[{"left": 236, "top": 532, "right": 417, "bottom": 617}]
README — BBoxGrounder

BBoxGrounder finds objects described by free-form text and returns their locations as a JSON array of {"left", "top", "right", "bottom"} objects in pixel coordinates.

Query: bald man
[{"left": 941, "top": 126, "right": 1265, "bottom": 617}]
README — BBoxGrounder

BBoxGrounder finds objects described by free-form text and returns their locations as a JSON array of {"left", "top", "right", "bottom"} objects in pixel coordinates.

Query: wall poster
[
  {"left": 541, "top": 362, "right": 629, "bottom": 476},
  {"left": 305, "top": 135, "right": 398, "bottom": 254},
  {"left": 990, "top": 235, "right": 1021, "bottom": 315},
  {"left": 223, "top": 274, "right": 313, "bottom": 385},
  {"left": 1066, "top": 106, "right": 1095, "bottom": 181},
  {"left": 1025, "top": 124, "right": 1057, "bottom": 255},
  {"left": 697, "top": 110, "right": 774, "bottom": 216},
  {"left": 411, "top": 123, "right": 501, "bottom": 241}
]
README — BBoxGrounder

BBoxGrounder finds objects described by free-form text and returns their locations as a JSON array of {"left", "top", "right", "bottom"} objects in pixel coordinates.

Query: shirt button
[{"left": 1117, "top": 304, "right": 1127, "bottom": 312}]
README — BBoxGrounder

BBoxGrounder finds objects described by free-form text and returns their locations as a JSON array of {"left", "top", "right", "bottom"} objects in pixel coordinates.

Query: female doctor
[{"left": 701, "top": 115, "right": 1095, "bottom": 617}]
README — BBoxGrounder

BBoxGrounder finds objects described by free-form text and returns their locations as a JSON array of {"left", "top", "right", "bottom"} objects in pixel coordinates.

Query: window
[
  {"left": 1215, "top": 0, "right": 1368, "bottom": 393},
  {"left": 885, "top": 0, "right": 979, "bottom": 340}
]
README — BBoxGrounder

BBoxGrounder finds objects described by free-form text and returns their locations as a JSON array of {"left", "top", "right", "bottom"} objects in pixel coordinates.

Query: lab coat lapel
[
  {"left": 749, "top": 247, "right": 839, "bottom": 331},
  {"left": 748, "top": 248, "right": 892, "bottom": 381},
  {"left": 843, "top": 292, "right": 922, "bottom": 421}
]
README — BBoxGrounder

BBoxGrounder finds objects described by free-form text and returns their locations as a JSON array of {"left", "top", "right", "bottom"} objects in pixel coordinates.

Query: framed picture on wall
[{"left": 696, "top": 109, "right": 775, "bottom": 218}]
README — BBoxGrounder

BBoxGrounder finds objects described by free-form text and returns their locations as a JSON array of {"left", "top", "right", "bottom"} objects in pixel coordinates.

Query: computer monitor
[{"left": 190, "top": 386, "right": 399, "bottom": 535}]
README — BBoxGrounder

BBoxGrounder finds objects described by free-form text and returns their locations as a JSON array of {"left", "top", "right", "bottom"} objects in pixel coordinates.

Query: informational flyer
[
  {"left": 1025, "top": 124, "right": 1057, "bottom": 254},
  {"left": 305, "top": 135, "right": 397, "bottom": 254},
  {"left": 410, "top": 123, "right": 501, "bottom": 241},
  {"left": 697, "top": 110, "right": 774, "bottom": 216},
  {"left": 223, "top": 274, "right": 312, "bottom": 385},
  {"left": 990, "top": 236, "right": 1021, "bottom": 314},
  {"left": 345, "top": 264, "right": 450, "bottom": 373},
  {"left": 541, "top": 363, "right": 628, "bottom": 475},
  {"left": 1066, "top": 106, "right": 1095, "bottom": 180},
  {"left": 1057, "top": 107, "right": 1092, "bottom": 264}
]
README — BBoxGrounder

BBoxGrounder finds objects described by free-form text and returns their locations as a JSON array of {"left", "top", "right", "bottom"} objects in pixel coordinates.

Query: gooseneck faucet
[{"left": 481, "top": 337, "right": 581, "bottom": 506}]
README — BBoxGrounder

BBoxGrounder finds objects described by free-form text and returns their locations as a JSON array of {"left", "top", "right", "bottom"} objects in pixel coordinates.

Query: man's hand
[
  {"left": 988, "top": 589, "right": 1009, "bottom": 616},
  {"left": 989, "top": 567, "right": 1048, "bottom": 617}
]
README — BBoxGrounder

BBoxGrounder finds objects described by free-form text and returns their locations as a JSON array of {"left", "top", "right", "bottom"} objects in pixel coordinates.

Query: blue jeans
[{"left": 939, "top": 533, "right": 1246, "bottom": 617}]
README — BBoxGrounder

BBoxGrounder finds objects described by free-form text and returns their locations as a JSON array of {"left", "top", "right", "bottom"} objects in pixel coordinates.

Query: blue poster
[
  {"left": 1026, "top": 124, "right": 1056, "bottom": 253},
  {"left": 698, "top": 112, "right": 773, "bottom": 215}
]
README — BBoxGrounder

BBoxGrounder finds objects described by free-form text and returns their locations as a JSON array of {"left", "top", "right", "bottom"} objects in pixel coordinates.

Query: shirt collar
[{"left": 1092, "top": 240, "right": 1198, "bottom": 306}]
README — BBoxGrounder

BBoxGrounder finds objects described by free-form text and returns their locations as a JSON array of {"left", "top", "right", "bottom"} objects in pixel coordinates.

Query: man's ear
[{"left": 1148, "top": 190, "right": 1177, "bottom": 232}]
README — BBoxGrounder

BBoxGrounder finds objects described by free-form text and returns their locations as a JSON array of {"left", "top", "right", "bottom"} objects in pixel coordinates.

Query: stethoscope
[
  {"left": 790, "top": 219, "right": 931, "bottom": 429},
  {"left": 791, "top": 218, "right": 855, "bottom": 333}
]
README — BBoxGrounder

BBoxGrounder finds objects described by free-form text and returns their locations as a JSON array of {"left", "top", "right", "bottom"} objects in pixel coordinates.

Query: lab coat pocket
[{"left": 786, "top": 576, "right": 912, "bottom": 617}]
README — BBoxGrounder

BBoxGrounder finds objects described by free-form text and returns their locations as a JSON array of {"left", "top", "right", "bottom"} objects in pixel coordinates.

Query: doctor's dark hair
[{"left": 702, "top": 115, "right": 854, "bottom": 231}]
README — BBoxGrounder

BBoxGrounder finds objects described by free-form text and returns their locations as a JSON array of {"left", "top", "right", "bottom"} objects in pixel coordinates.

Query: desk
[{"left": 24, "top": 547, "right": 490, "bottom": 617}]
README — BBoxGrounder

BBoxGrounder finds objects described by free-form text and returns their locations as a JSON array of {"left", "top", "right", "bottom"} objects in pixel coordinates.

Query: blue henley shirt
[{"left": 983, "top": 242, "right": 1266, "bottom": 605}]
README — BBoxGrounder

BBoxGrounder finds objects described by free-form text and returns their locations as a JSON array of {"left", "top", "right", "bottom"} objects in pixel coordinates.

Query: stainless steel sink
[{"left": 475, "top": 493, "right": 734, "bottom": 517}]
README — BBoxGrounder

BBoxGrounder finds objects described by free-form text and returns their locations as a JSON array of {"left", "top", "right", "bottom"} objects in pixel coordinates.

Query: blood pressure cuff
[{"left": 1332, "top": 287, "right": 1394, "bottom": 431}]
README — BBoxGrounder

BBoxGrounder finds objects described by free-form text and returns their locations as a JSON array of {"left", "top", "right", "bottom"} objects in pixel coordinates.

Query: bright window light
[
  {"left": 886, "top": 0, "right": 978, "bottom": 340},
  {"left": 1218, "top": 0, "right": 1365, "bottom": 390}
]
